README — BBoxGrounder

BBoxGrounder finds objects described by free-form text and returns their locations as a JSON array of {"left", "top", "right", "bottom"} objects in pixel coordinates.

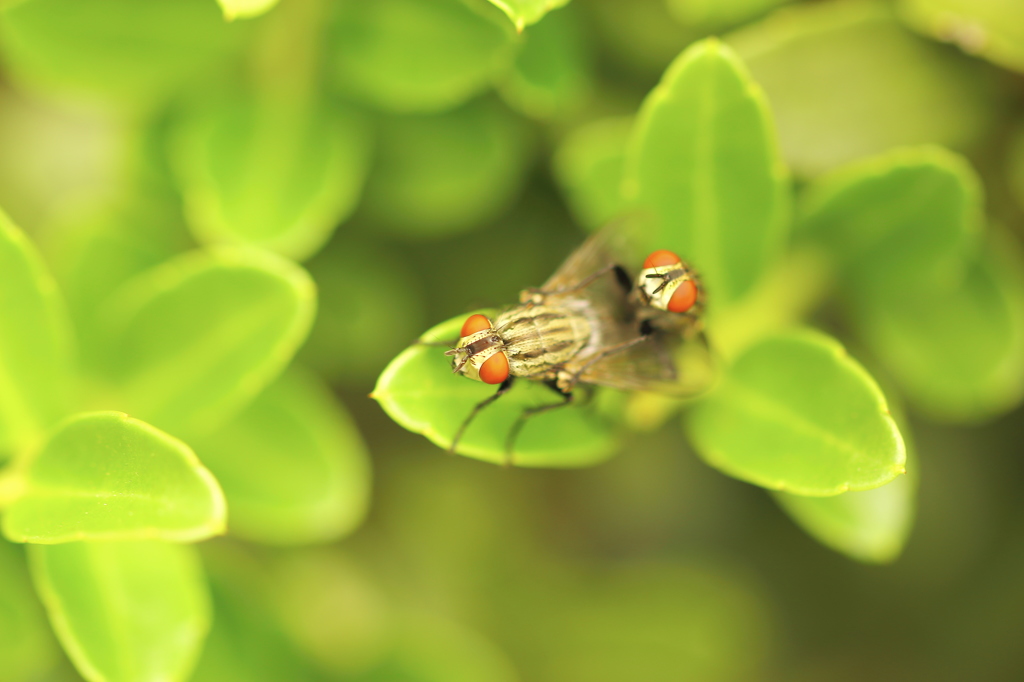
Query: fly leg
[
  {"left": 449, "top": 376, "right": 515, "bottom": 455},
  {"left": 504, "top": 380, "right": 573, "bottom": 466}
]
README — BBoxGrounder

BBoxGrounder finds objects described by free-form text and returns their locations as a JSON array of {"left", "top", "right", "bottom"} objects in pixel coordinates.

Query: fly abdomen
[{"left": 496, "top": 304, "right": 590, "bottom": 378}]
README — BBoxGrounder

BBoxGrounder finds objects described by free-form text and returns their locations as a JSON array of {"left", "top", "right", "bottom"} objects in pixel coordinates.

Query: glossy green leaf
[
  {"left": 300, "top": 239, "right": 426, "bottom": 385},
  {"left": 497, "top": 5, "right": 590, "bottom": 119},
  {"left": 899, "top": 0, "right": 1024, "bottom": 73},
  {"left": 191, "top": 369, "right": 371, "bottom": 545},
  {"left": 800, "top": 145, "right": 981, "bottom": 288},
  {"left": 0, "top": 209, "right": 73, "bottom": 458},
  {"left": 624, "top": 38, "right": 790, "bottom": 306},
  {"left": 100, "top": 248, "right": 316, "bottom": 440},
  {"left": 217, "top": 0, "right": 279, "bottom": 21},
  {"left": 172, "top": 96, "right": 370, "bottom": 261},
  {"left": 685, "top": 329, "right": 905, "bottom": 495},
  {"left": 328, "top": 0, "right": 515, "bottom": 113},
  {"left": 0, "top": 538, "right": 56, "bottom": 681},
  {"left": 853, "top": 241, "right": 1024, "bottom": 422},
  {"left": 773, "top": 446, "right": 917, "bottom": 564},
  {"left": 0, "top": 0, "right": 242, "bottom": 108},
  {"left": 667, "top": 0, "right": 791, "bottom": 31},
  {"left": 553, "top": 117, "right": 632, "bottom": 230},
  {"left": 3, "top": 412, "right": 226, "bottom": 543},
  {"left": 363, "top": 98, "right": 532, "bottom": 236},
  {"left": 487, "top": 0, "right": 569, "bottom": 31},
  {"left": 373, "top": 315, "right": 616, "bottom": 468},
  {"left": 30, "top": 540, "right": 210, "bottom": 682},
  {"left": 727, "top": 0, "right": 1000, "bottom": 176}
]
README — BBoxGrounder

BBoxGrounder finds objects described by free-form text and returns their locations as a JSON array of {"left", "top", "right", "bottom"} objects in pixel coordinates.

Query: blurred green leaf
[
  {"left": 686, "top": 329, "right": 906, "bottom": 495},
  {"left": 301, "top": 239, "right": 425, "bottom": 385},
  {"left": 30, "top": 540, "right": 210, "bottom": 682},
  {"left": 584, "top": 0, "right": 697, "bottom": 78},
  {"left": 728, "top": 0, "right": 1001, "bottom": 176},
  {"left": 3, "top": 412, "right": 226, "bottom": 543},
  {"left": 853, "top": 240, "right": 1024, "bottom": 422},
  {"left": 773, "top": 452, "right": 916, "bottom": 564},
  {"left": 218, "top": 0, "right": 279, "bottom": 21},
  {"left": 172, "top": 95, "right": 370, "bottom": 261},
  {"left": 373, "top": 315, "right": 616, "bottom": 468},
  {"left": 100, "top": 248, "right": 316, "bottom": 440},
  {"left": 0, "top": 538, "right": 56, "bottom": 681},
  {"left": 1009, "top": 123, "right": 1024, "bottom": 214},
  {"left": 624, "top": 38, "right": 790, "bottom": 306},
  {"left": 363, "top": 98, "right": 532, "bottom": 236},
  {"left": 0, "top": 0, "right": 242, "bottom": 108},
  {"left": 328, "top": 0, "right": 515, "bottom": 113},
  {"left": 497, "top": 5, "right": 590, "bottom": 119},
  {"left": 486, "top": 0, "right": 569, "bottom": 31},
  {"left": 553, "top": 116, "right": 631, "bottom": 230},
  {"left": 899, "top": 0, "right": 1024, "bottom": 73},
  {"left": 799, "top": 145, "right": 982, "bottom": 289},
  {"left": 44, "top": 199, "right": 188, "bottom": 371},
  {"left": 667, "top": 0, "right": 791, "bottom": 32},
  {"left": 0, "top": 209, "right": 73, "bottom": 458},
  {"left": 191, "top": 368, "right": 371, "bottom": 546}
]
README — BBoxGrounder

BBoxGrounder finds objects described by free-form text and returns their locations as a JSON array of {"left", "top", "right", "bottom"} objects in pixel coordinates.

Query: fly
[{"left": 443, "top": 225, "right": 706, "bottom": 463}]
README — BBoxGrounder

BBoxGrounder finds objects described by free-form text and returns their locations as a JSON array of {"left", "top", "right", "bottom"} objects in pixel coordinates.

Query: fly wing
[{"left": 537, "top": 221, "right": 636, "bottom": 295}]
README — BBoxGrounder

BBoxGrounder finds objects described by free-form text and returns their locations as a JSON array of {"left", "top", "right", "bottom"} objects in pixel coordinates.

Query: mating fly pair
[{"left": 443, "top": 225, "right": 705, "bottom": 461}]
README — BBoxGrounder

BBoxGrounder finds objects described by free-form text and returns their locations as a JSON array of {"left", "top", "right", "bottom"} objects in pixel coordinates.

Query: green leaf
[
  {"left": 727, "top": 0, "right": 1001, "bottom": 176},
  {"left": 853, "top": 240, "right": 1024, "bottom": 422},
  {"left": 171, "top": 96, "right": 370, "bottom": 261},
  {"left": 0, "top": 538, "right": 56, "bottom": 681},
  {"left": 99, "top": 248, "right": 315, "bottom": 440},
  {"left": 685, "top": 329, "right": 905, "bottom": 495},
  {"left": 300, "top": 239, "right": 426, "bottom": 385},
  {"left": 552, "top": 116, "right": 631, "bottom": 230},
  {"left": 30, "top": 540, "right": 210, "bottom": 682},
  {"left": 0, "top": 0, "right": 243, "bottom": 108},
  {"left": 799, "top": 145, "right": 982, "bottom": 289},
  {"left": 667, "top": 0, "right": 791, "bottom": 31},
  {"left": 217, "top": 0, "right": 279, "bottom": 21},
  {"left": 3, "top": 412, "right": 226, "bottom": 543},
  {"left": 328, "top": 0, "right": 515, "bottom": 113},
  {"left": 773, "top": 449, "right": 916, "bottom": 564},
  {"left": 486, "top": 0, "right": 569, "bottom": 31},
  {"left": 0, "top": 209, "right": 73, "bottom": 458},
  {"left": 191, "top": 369, "right": 371, "bottom": 546},
  {"left": 373, "top": 315, "right": 616, "bottom": 468},
  {"left": 624, "top": 38, "right": 790, "bottom": 306},
  {"left": 363, "top": 98, "right": 533, "bottom": 236},
  {"left": 899, "top": 0, "right": 1024, "bottom": 73},
  {"left": 1010, "top": 123, "right": 1024, "bottom": 215},
  {"left": 497, "top": 5, "right": 591, "bottom": 119}
]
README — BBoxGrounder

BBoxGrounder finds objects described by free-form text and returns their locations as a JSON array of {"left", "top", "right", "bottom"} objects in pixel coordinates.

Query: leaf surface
[
  {"left": 553, "top": 116, "right": 632, "bottom": 230},
  {"left": 100, "top": 248, "right": 315, "bottom": 439},
  {"left": 899, "top": 0, "right": 1024, "bottom": 73},
  {"left": 192, "top": 369, "right": 371, "bottom": 545},
  {"left": 373, "top": 315, "right": 616, "bottom": 468},
  {"left": 217, "top": 0, "right": 279, "bottom": 21},
  {"left": 0, "top": 210, "right": 73, "bottom": 457},
  {"left": 685, "top": 329, "right": 905, "bottom": 495},
  {"left": 30, "top": 540, "right": 210, "bottom": 682},
  {"left": 0, "top": 538, "right": 56, "bottom": 681},
  {"left": 3, "top": 412, "right": 225, "bottom": 543},
  {"left": 624, "top": 38, "right": 790, "bottom": 305},
  {"left": 486, "top": 0, "right": 570, "bottom": 31}
]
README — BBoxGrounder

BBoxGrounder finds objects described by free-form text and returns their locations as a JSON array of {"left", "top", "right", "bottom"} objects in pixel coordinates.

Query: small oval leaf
[
  {"left": 624, "top": 38, "right": 790, "bottom": 306},
  {"left": 217, "top": 0, "right": 279, "bottom": 21},
  {"left": 899, "top": 0, "right": 1024, "bottom": 73},
  {"left": 685, "top": 329, "right": 905, "bottom": 495},
  {"left": 0, "top": 209, "right": 73, "bottom": 457},
  {"left": 552, "top": 116, "right": 632, "bottom": 230},
  {"left": 328, "top": 0, "right": 515, "bottom": 113},
  {"left": 373, "top": 315, "right": 616, "bottom": 468},
  {"left": 100, "top": 248, "right": 315, "bottom": 440},
  {"left": 487, "top": 0, "right": 570, "bottom": 31},
  {"left": 3, "top": 412, "right": 226, "bottom": 544},
  {"left": 191, "top": 369, "right": 371, "bottom": 546},
  {"left": 30, "top": 540, "right": 210, "bottom": 682},
  {"left": 172, "top": 96, "right": 370, "bottom": 261}
]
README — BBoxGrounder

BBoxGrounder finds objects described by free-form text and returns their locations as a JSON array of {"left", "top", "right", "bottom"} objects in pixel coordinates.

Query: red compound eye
[
  {"left": 668, "top": 279, "right": 698, "bottom": 313},
  {"left": 643, "top": 249, "right": 682, "bottom": 269},
  {"left": 479, "top": 351, "right": 510, "bottom": 384},
  {"left": 461, "top": 314, "right": 492, "bottom": 337}
]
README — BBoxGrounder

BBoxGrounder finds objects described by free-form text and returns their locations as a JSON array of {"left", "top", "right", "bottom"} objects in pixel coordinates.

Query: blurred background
[{"left": 2, "top": 0, "right": 1024, "bottom": 680}]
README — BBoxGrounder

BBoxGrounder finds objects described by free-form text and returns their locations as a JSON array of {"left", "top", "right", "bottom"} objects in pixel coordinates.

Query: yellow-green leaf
[
  {"left": 217, "top": 0, "right": 279, "bottom": 21},
  {"left": 486, "top": 0, "right": 570, "bottom": 31},
  {"left": 899, "top": 0, "right": 1024, "bottom": 73}
]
